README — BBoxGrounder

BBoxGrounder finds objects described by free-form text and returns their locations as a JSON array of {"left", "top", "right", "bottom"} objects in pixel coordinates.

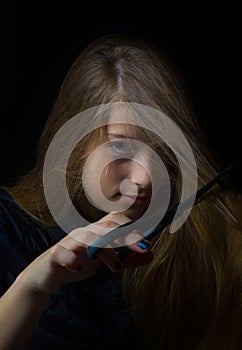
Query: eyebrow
[
  {"left": 107, "top": 132, "right": 162, "bottom": 148},
  {"left": 107, "top": 132, "right": 135, "bottom": 139}
]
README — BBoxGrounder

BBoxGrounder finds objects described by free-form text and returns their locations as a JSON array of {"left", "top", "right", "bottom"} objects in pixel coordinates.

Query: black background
[{"left": 2, "top": 2, "right": 242, "bottom": 191}]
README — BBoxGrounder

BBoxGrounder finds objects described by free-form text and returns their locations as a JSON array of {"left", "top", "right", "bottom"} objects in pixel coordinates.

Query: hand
[
  {"left": 16, "top": 212, "right": 153, "bottom": 295},
  {"left": 94, "top": 212, "right": 153, "bottom": 269}
]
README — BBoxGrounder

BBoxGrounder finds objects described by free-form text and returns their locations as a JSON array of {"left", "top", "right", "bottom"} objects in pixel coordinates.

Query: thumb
[{"left": 49, "top": 244, "right": 80, "bottom": 270}]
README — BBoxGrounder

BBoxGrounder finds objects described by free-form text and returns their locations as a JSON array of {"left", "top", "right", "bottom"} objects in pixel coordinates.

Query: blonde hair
[{"left": 3, "top": 34, "right": 242, "bottom": 348}]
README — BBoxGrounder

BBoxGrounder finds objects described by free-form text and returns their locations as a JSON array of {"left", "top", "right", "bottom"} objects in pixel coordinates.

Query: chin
[{"left": 122, "top": 207, "right": 146, "bottom": 221}]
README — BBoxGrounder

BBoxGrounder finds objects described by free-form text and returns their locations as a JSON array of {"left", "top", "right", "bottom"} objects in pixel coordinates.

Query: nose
[{"left": 127, "top": 159, "right": 151, "bottom": 190}]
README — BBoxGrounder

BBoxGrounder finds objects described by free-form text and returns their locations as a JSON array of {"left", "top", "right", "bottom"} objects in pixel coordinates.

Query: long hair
[{"left": 4, "top": 34, "right": 242, "bottom": 348}]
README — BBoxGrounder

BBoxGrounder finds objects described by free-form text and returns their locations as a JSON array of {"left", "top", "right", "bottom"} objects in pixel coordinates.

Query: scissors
[{"left": 86, "top": 163, "right": 237, "bottom": 261}]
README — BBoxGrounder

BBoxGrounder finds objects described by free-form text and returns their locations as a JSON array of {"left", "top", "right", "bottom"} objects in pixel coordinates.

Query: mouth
[{"left": 121, "top": 194, "right": 149, "bottom": 205}]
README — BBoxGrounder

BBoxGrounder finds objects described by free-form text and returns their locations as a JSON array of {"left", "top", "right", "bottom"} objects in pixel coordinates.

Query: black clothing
[{"left": 0, "top": 188, "right": 135, "bottom": 349}]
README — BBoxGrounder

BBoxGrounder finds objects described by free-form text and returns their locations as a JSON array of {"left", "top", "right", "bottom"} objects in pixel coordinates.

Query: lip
[{"left": 121, "top": 194, "right": 149, "bottom": 205}]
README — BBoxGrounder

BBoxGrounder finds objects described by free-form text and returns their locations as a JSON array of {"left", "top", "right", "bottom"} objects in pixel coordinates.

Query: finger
[
  {"left": 49, "top": 244, "right": 79, "bottom": 269},
  {"left": 121, "top": 251, "right": 153, "bottom": 269},
  {"left": 128, "top": 238, "right": 151, "bottom": 253},
  {"left": 97, "top": 212, "right": 131, "bottom": 226},
  {"left": 49, "top": 244, "right": 102, "bottom": 280},
  {"left": 62, "top": 228, "right": 101, "bottom": 249},
  {"left": 65, "top": 215, "right": 129, "bottom": 248},
  {"left": 122, "top": 230, "right": 151, "bottom": 254},
  {"left": 62, "top": 212, "right": 131, "bottom": 252},
  {"left": 96, "top": 248, "right": 122, "bottom": 273}
]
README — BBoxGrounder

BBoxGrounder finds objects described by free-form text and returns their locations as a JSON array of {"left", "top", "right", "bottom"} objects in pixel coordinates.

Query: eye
[{"left": 109, "top": 140, "right": 133, "bottom": 155}]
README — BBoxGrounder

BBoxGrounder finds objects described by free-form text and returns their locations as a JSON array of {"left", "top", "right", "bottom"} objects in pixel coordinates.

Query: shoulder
[
  {"left": 0, "top": 186, "right": 65, "bottom": 260},
  {"left": 0, "top": 187, "right": 30, "bottom": 294},
  {"left": 0, "top": 187, "right": 23, "bottom": 238},
  {"left": 0, "top": 188, "right": 59, "bottom": 291},
  {"left": 0, "top": 186, "right": 34, "bottom": 252},
  {"left": 0, "top": 187, "right": 30, "bottom": 229},
  {"left": 0, "top": 187, "right": 16, "bottom": 216},
  {"left": 0, "top": 187, "right": 34, "bottom": 244},
  {"left": 0, "top": 187, "right": 60, "bottom": 245}
]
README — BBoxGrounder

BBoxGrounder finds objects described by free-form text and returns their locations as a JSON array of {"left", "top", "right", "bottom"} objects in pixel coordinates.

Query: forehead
[
  {"left": 107, "top": 123, "right": 138, "bottom": 138},
  {"left": 106, "top": 103, "right": 145, "bottom": 138},
  {"left": 102, "top": 103, "right": 163, "bottom": 145}
]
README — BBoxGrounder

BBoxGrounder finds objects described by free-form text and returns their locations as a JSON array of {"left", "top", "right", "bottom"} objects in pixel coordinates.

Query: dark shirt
[{"left": 0, "top": 188, "right": 135, "bottom": 349}]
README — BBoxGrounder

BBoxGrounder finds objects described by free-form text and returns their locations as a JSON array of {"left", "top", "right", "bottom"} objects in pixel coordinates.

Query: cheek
[{"left": 100, "top": 163, "right": 121, "bottom": 189}]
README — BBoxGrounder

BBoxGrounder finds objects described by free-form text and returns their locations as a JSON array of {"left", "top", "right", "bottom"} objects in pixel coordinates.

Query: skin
[
  {"left": 0, "top": 123, "right": 154, "bottom": 350},
  {"left": 81, "top": 123, "right": 154, "bottom": 223}
]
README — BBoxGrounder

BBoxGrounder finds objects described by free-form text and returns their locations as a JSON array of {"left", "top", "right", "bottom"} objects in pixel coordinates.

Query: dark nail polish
[{"left": 138, "top": 240, "right": 150, "bottom": 249}]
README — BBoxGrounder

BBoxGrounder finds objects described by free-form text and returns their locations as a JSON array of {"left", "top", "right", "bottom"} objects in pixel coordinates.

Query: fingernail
[{"left": 138, "top": 240, "right": 150, "bottom": 249}]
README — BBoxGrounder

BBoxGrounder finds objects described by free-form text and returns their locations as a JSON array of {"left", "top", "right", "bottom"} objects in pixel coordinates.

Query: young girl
[{"left": 0, "top": 34, "right": 241, "bottom": 350}]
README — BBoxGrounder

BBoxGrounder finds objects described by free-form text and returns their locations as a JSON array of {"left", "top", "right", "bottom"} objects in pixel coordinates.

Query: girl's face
[{"left": 81, "top": 123, "right": 153, "bottom": 222}]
